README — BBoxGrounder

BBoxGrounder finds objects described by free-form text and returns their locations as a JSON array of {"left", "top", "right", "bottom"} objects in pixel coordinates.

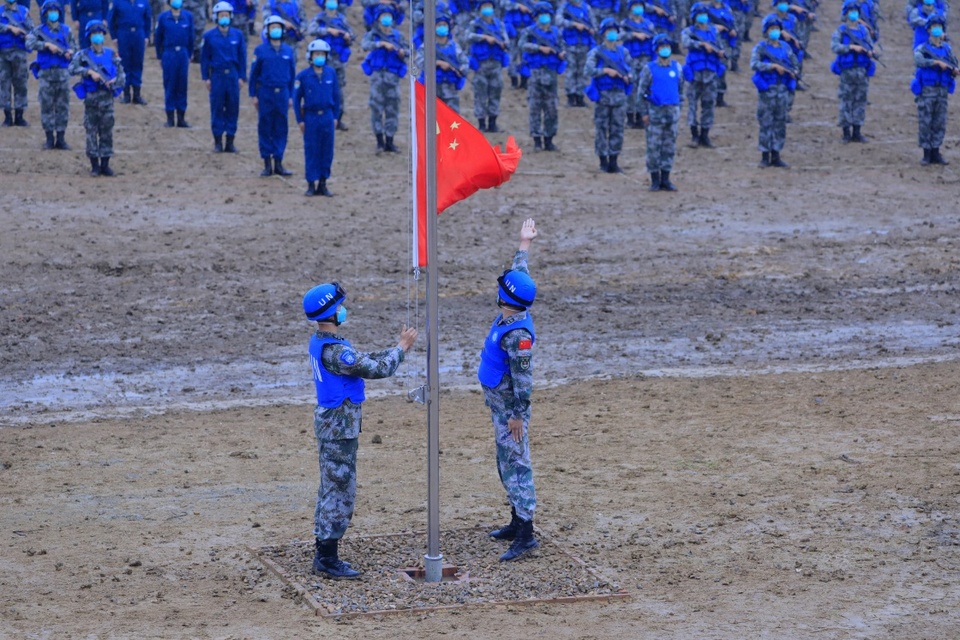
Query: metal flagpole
[{"left": 422, "top": 0, "right": 443, "bottom": 583}]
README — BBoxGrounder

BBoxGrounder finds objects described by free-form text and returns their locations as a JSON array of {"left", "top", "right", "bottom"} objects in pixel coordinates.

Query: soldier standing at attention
[
  {"left": 307, "top": 0, "right": 353, "bottom": 131},
  {"left": 637, "top": 32, "right": 682, "bottom": 190},
  {"left": 556, "top": 0, "right": 596, "bottom": 107},
  {"left": 182, "top": 0, "right": 206, "bottom": 61},
  {"left": 27, "top": 1, "right": 76, "bottom": 147},
  {"left": 416, "top": 14, "right": 468, "bottom": 112},
  {"left": 201, "top": 1, "right": 246, "bottom": 152},
  {"left": 504, "top": 0, "right": 535, "bottom": 90},
  {"left": 108, "top": 0, "right": 151, "bottom": 104},
  {"left": 68, "top": 20, "right": 125, "bottom": 176},
  {"left": 467, "top": 0, "right": 510, "bottom": 131},
  {"left": 585, "top": 17, "right": 632, "bottom": 173},
  {"left": 155, "top": 0, "right": 194, "bottom": 127},
  {"left": 262, "top": 0, "right": 305, "bottom": 58},
  {"left": 295, "top": 38, "right": 340, "bottom": 196},
  {"left": 482, "top": 218, "right": 541, "bottom": 563},
  {"left": 70, "top": 0, "right": 108, "bottom": 48},
  {"left": 303, "top": 282, "right": 417, "bottom": 579},
  {"left": 519, "top": 1, "right": 564, "bottom": 151},
  {"left": 830, "top": 0, "right": 876, "bottom": 143},
  {"left": 361, "top": 4, "right": 408, "bottom": 154},
  {"left": 912, "top": 15, "right": 957, "bottom": 165},
  {"left": 249, "top": 14, "right": 296, "bottom": 176},
  {"left": 681, "top": 4, "right": 723, "bottom": 147},
  {"left": 0, "top": 0, "right": 33, "bottom": 127},
  {"left": 621, "top": 0, "right": 655, "bottom": 130},
  {"left": 750, "top": 14, "right": 796, "bottom": 167}
]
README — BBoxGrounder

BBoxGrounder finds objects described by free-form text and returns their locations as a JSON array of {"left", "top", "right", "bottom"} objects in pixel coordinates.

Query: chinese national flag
[{"left": 414, "top": 81, "right": 522, "bottom": 267}]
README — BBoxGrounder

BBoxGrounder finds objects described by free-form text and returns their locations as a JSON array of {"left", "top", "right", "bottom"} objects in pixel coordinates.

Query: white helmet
[
  {"left": 264, "top": 15, "right": 286, "bottom": 27},
  {"left": 307, "top": 39, "right": 332, "bottom": 55},
  {"left": 212, "top": 1, "right": 234, "bottom": 13}
]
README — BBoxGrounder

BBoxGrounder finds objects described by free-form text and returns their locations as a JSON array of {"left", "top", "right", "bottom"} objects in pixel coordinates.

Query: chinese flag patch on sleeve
[{"left": 518, "top": 339, "right": 533, "bottom": 350}]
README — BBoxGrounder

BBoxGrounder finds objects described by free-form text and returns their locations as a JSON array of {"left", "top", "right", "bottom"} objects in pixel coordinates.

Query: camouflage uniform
[
  {"left": 913, "top": 42, "right": 953, "bottom": 152},
  {"left": 184, "top": 0, "right": 208, "bottom": 56},
  {"left": 68, "top": 47, "right": 126, "bottom": 158},
  {"left": 27, "top": 24, "right": 76, "bottom": 134},
  {"left": 518, "top": 23, "right": 564, "bottom": 139},
  {"left": 262, "top": 0, "right": 306, "bottom": 57},
  {"left": 415, "top": 38, "right": 469, "bottom": 113},
  {"left": 584, "top": 43, "right": 631, "bottom": 158},
  {"left": 361, "top": 25, "right": 409, "bottom": 137},
  {"left": 467, "top": 15, "right": 510, "bottom": 121},
  {"left": 681, "top": 24, "right": 721, "bottom": 128},
  {"left": 831, "top": 23, "right": 873, "bottom": 129},
  {"left": 750, "top": 38, "right": 795, "bottom": 152},
  {"left": 556, "top": 0, "right": 596, "bottom": 99},
  {"left": 637, "top": 57, "right": 683, "bottom": 171},
  {"left": 0, "top": 4, "right": 33, "bottom": 111},
  {"left": 311, "top": 332, "right": 406, "bottom": 540},
  {"left": 481, "top": 250, "right": 536, "bottom": 522}
]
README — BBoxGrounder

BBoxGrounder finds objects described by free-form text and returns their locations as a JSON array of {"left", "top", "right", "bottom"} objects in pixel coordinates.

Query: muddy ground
[{"left": 1, "top": 1, "right": 959, "bottom": 637}]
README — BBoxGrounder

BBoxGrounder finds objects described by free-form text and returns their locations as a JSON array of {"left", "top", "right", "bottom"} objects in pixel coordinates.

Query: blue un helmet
[
  {"left": 303, "top": 282, "right": 346, "bottom": 322},
  {"left": 840, "top": 0, "right": 858, "bottom": 11},
  {"left": 690, "top": 1, "right": 711, "bottom": 20},
  {"left": 925, "top": 13, "right": 946, "bottom": 30},
  {"left": 85, "top": 19, "right": 108, "bottom": 36},
  {"left": 533, "top": 1, "right": 554, "bottom": 16},
  {"left": 373, "top": 3, "right": 396, "bottom": 22},
  {"left": 41, "top": 0, "right": 63, "bottom": 17},
  {"left": 497, "top": 270, "right": 537, "bottom": 310},
  {"left": 761, "top": 13, "right": 782, "bottom": 32},
  {"left": 652, "top": 32, "right": 672, "bottom": 49},
  {"left": 599, "top": 16, "right": 620, "bottom": 33}
]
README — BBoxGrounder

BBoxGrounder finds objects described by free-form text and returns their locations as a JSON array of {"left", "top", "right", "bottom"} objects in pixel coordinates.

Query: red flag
[{"left": 414, "top": 81, "right": 522, "bottom": 267}]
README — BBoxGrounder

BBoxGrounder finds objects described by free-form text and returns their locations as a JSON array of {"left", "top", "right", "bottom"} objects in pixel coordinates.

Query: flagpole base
[{"left": 424, "top": 553, "right": 444, "bottom": 583}]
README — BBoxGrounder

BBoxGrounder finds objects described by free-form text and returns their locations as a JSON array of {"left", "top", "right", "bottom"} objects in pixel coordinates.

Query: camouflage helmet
[{"left": 761, "top": 13, "right": 782, "bottom": 32}]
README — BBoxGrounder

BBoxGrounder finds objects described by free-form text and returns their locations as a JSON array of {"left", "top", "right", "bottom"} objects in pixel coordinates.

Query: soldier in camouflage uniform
[
  {"left": 68, "top": 20, "right": 126, "bottom": 176},
  {"left": 585, "top": 18, "right": 632, "bottom": 173},
  {"left": 303, "top": 282, "right": 417, "bottom": 579},
  {"left": 912, "top": 15, "right": 957, "bottom": 165},
  {"left": 27, "top": 1, "right": 76, "bottom": 148},
  {"left": 361, "top": 4, "right": 408, "bottom": 153},
  {"left": 482, "top": 218, "right": 541, "bottom": 563},
  {"left": 750, "top": 14, "right": 796, "bottom": 167},
  {"left": 183, "top": 0, "right": 207, "bottom": 60},
  {"left": 519, "top": 2, "right": 564, "bottom": 151},
  {"left": 556, "top": 0, "right": 596, "bottom": 106},
  {"left": 830, "top": 1, "right": 877, "bottom": 143},
  {"left": 681, "top": 7, "right": 723, "bottom": 147},
  {"left": 416, "top": 14, "right": 468, "bottom": 112},
  {"left": 0, "top": 0, "right": 33, "bottom": 127},
  {"left": 262, "top": 0, "right": 306, "bottom": 58},
  {"left": 467, "top": 0, "right": 510, "bottom": 131},
  {"left": 638, "top": 33, "right": 682, "bottom": 190}
]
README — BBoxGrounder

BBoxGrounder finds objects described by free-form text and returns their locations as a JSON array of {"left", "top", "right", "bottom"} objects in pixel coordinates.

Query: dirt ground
[{"left": 1, "top": 1, "right": 960, "bottom": 638}]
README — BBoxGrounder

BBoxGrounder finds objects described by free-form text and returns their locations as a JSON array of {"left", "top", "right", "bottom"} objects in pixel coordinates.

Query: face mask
[
  {"left": 847, "top": 10, "right": 858, "bottom": 20},
  {"left": 658, "top": 46, "right": 671, "bottom": 57},
  {"left": 538, "top": 13, "right": 551, "bottom": 24},
  {"left": 380, "top": 15, "right": 393, "bottom": 27},
  {"left": 170, "top": 0, "right": 182, "bottom": 8},
  {"left": 218, "top": 16, "right": 230, "bottom": 26},
  {"left": 768, "top": 28, "right": 781, "bottom": 39},
  {"left": 269, "top": 27, "right": 283, "bottom": 39},
  {"left": 312, "top": 54, "right": 326, "bottom": 66},
  {"left": 776, "top": 2, "right": 788, "bottom": 12},
  {"left": 48, "top": 11, "right": 60, "bottom": 21},
  {"left": 90, "top": 33, "right": 105, "bottom": 44},
  {"left": 923, "top": 0, "right": 934, "bottom": 5},
  {"left": 325, "top": 0, "right": 337, "bottom": 8},
  {"left": 605, "top": 30, "right": 618, "bottom": 41},
  {"left": 631, "top": 5, "right": 643, "bottom": 15},
  {"left": 695, "top": 13, "right": 709, "bottom": 24},
  {"left": 481, "top": 5, "right": 494, "bottom": 16},
  {"left": 436, "top": 24, "right": 449, "bottom": 36},
  {"left": 335, "top": 305, "right": 348, "bottom": 325},
  {"left": 931, "top": 25, "right": 944, "bottom": 37}
]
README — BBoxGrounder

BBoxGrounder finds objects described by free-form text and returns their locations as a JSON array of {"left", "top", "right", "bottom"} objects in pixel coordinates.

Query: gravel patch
[{"left": 256, "top": 527, "right": 628, "bottom": 617}]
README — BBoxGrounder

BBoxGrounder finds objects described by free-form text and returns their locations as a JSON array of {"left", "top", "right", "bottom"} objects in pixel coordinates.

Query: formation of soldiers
[{"left": 0, "top": 0, "right": 956, "bottom": 186}]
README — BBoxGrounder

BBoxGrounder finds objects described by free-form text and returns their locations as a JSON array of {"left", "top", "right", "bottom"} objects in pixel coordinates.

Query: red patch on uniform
[{"left": 518, "top": 339, "right": 532, "bottom": 350}]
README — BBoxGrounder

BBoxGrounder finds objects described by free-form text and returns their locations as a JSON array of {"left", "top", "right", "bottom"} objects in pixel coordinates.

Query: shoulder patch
[
  {"left": 517, "top": 355, "right": 532, "bottom": 371},
  {"left": 518, "top": 339, "right": 533, "bottom": 350},
  {"left": 339, "top": 349, "right": 357, "bottom": 366}
]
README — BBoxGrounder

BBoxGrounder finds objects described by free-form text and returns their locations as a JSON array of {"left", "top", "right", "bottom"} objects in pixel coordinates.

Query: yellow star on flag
[{"left": 448, "top": 139, "right": 459, "bottom": 150}]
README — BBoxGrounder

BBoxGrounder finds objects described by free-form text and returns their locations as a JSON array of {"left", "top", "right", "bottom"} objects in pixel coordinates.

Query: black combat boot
[
  {"left": 375, "top": 132, "right": 384, "bottom": 154},
  {"left": 260, "top": 156, "right": 273, "bottom": 176},
  {"left": 510, "top": 75, "right": 519, "bottom": 89},
  {"left": 730, "top": 59, "right": 739, "bottom": 72},
  {"left": 384, "top": 136, "right": 398, "bottom": 152},
  {"left": 660, "top": 170, "right": 677, "bottom": 191},
  {"left": 100, "top": 156, "right": 114, "bottom": 177},
  {"left": 851, "top": 125, "right": 865, "bottom": 143},
  {"left": 519, "top": 75, "right": 528, "bottom": 90},
  {"left": 165, "top": 110, "right": 175, "bottom": 127},
  {"left": 699, "top": 127, "right": 713, "bottom": 148},
  {"left": 89, "top": 155, "right": 101, "bottom": 176},
  {"left": 175, "top": 109, "right": 190, "bottom": 128},
  {"left": 132, "top": 85, "right": 147, "bottom": 105},
  {"left": 607, "top": 154, "right": 623, "bottom": 173},
  {"left": 273, "top": 156, "right": 292, "bottom": 176},
  {"left": 921, "top": 148, "right": 931, "bottom": 165},
  {"left": 312, "top": 538, "right": 361, "bottom": 579},
  {"left": 533, "top": 136, "right": 542, "bottom": 152},
  {"left": 543, "top": 136, "right": 558, "bottom": 151},
  {"left": 213, "top": 134, "right": 223, "bottom": 153},
  {"left": 690, "top": 125, "right": 700, "bottom": 147},
  {"left": 304, "top": 180, "right": 316, "bottom": 196},
  {"left": 499, "top": 518, "right": 539, "bottom": 562},
  {"left": 487, "top": 115, "right": 499, "bottom": 133},
  {"left": 44, "top": 130, "right": 55, "bottom": 150},
  {"left": 759, "top": 151, "right": 771, "bottom": 167},
  {"left": 649, "top": 170, "right": 661, "bottom": 191},
  {"left": 932, "top": 148, "right": 949, "bottom": 165},
  {"left": 55, "top": 131, "right": 69, "bottom": 150},
  {"left": 318, "top": 178, "right": 333, "bottom": 196},
  {"left": 13, "top": 109, "right": 28, "bottom": 126},
  {"left": 715, "top": 92, "right": 727, "bottom": 107},
  {"left": 770, "top": 150, "right": 789, "bottom": 168},
  {"left": 477, "top": 117, "right": 487, "bottom": 132},
  {"left": 842, "top": 125, "right": 851, "bottom": 143},
  {"left": 336, "top": 119, "right": 348, "bottom": 131},
  {"left": 224, "top": 134, "right": 236, "bottom": 153},
  {"left": 567, "top": 93, "right": 577, "bottom": 107},
  {"left": 121, "top": 86, "right": 131, "bottom": 103},
  {"left": 489, "top": 507, "right": 520, "bottom": 540},
  {"left": 599, "top": 155, "right": 609, "bottom": 172},
  {"left": 2, "top": 109, "right": 11, "bottom": 126},
  {"left": 577, "top": 94, "right": 588, "bottom": 107}
]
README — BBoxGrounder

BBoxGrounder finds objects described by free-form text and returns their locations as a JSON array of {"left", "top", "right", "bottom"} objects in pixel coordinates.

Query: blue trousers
[
  {"left": 117, "top": 29, "right": 145, "bottom": 87},
  {"left": 161, "top": 49, "right": 189, "bottom": 111},
  {"left": 257, "top": 87, "right": 289, "bottom": 159},
  {"left": 302, "top": 112, "right": 335, "bottom": 181},
  {"left": 209, "top": 70, "right": 240, "bottom": 136}
]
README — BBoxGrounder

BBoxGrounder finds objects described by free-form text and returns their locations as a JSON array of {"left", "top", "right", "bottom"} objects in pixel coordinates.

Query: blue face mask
[
  {"left": 325, "top": 0, "right": 337, "bottom": 8},
  {"left": 481, "top": 5, "right": 494, "bottom": 16},
  {"left": 923, "top": 0, "right": 934, "bottom": 5},
  {"left": 537, "top": 13, "right": 551, "bottom": 24},
  {"left": 47, "top": 10, "right": 60, "bottom": 21},
  {"left": 631, "top": 4, "right": 643, "bottom": 14},
  {"left": 90, "top": 33, "right": 105, "bottom": 44},
  {"left": 268, "top": 27, "right": 283, "bottom": 39},
  {"left": 847, "top": 10, "right": 858, "bottom": 20},
  {"left": 335, "top": 305, "right": 348, "bottom": 325},
  {"left": 312, "top": 54, "right": 326, "bottom": 66},
  {"left": 218, "top": 15, "right": 230, "bottom": 26},
  {"left": 768, "top": 28, "right": 781, "bottom": 39},
  {"left": 380, "top": 15, "right": 393, "bottom": 27},
  {"left": 696, "top": 13, "right": 709, "bottom": 24},
  {"left": 436, "top": 24, "right": 449, "bottom": 36},
  {"left": 931, "top": 25, "right": 944, "bottom": 37},
  {"left": 605, "top": 29, "right": 618, "bottom": 41},
  {"left": 776, "top": 2, "right": 788, "bottom": 11},
  {"left": 170, "top": 0, "right": 182, "bottom": 8},
  {"left": 658, "top": 45, "right": 671, "bottom": 57}
]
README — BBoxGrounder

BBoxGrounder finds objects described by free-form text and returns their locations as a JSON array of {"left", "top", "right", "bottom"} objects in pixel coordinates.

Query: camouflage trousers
[
  {"left": 527, "top": 68, "right": 559, "bottom": 137},
  {"left": 645, "top": 103, "right": 680, "bottom": 172},
  {"left": 686, "top": 69, "right": 717, "bottom": 127},
  {"left": 437, "top": 81, "right": 461, "bottom": 114},
  {"left": 37, "top": 68, "right": 71, "bottom": 132},
  {"left": 483, "top": 390, "right": 536, "bottom": 522},
  {"left": 916, "top": 85, "right": 949, "bottom": 150},
  {"left": 756, "top": 83, "right": 789, "bottom": 152},
  {"left": 593, "top": 90, "right": 627, "bottom": 156},
  {"left": 312, "top": 435, "right": 359, "bottom": 540},
  {"left": 0, "top": 48, "right": 29, "bottom": 110},
  {"left": 83, "top": 90, "right": 116, "bottom": 158},
  {"left": 563, "top": 45, "right": 590, "bottom": 96},
  {"left": 733, "top": 9, "right": 748, "bottom": 61},
  {"left": 472, "top": 59, "right": 503, "bottom": 119},
  {"left": 628, "top": 56, "right": 650, "bottom": 115},
  {"left": 508, "top": 37, "right": 521, "bottom": 79},
  {"left": 183, "top": 0, "right": 207, "bottom": 53},
  {"left": 368, "top": 69, "right": 401, "bottom": 136},
  {"left": 837, "top": 67, "right": 868, "bottom": 127}
]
